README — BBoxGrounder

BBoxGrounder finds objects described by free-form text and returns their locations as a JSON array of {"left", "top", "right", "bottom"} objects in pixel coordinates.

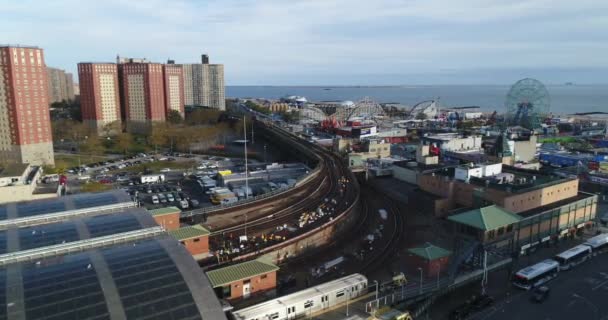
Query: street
[{"left": 471, "top": 251, "right": 608, "bottom": 320}]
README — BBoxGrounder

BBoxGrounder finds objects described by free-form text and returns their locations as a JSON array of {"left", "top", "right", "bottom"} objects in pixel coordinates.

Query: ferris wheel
[{"left": 504, "top": 78, "right": 550, "bottom": 129}]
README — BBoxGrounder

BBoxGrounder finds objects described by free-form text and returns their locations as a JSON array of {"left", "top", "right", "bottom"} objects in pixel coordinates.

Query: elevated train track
[{"left": 203, "top": 118, "right": 360, "bottom": 266}]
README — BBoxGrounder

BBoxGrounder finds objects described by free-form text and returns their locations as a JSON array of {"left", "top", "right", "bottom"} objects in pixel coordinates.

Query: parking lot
[{"left": 44, "top": 151, "right": 309, "bottom": 212}]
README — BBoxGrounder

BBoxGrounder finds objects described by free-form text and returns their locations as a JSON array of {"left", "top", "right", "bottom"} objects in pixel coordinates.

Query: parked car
[
  {"left": 531, "top": 286, "right": 549, "bottom": 303},
  {"left": 151, "top": 195, "right": 159, "bottom": 204}
]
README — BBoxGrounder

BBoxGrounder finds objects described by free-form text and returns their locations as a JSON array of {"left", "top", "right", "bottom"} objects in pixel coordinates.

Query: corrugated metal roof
[
  {"left": 447, "top": 205, "right": 521, "bottom": 231},
  {"left": 149, "top": 207, "right": 180, "bottom": 216},
  {"left": 168, "top": 225, "right": 210, "bottom": 240},
  {"left": 408, "top": 242, "right": 451, "bottom": 260},
  {"left": 206, "top": 259, "right": 279, "bottom": 288}
]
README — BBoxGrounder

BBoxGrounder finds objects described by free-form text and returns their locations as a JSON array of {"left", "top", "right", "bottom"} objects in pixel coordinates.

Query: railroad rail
[{"left": 205, "top": 118, "right": 360, "bottom": 266}]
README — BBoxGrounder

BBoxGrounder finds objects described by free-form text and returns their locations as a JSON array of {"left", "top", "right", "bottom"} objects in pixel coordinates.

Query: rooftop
[
  {"left": 168, "top": 224, "right": 210, "bottom": 240},
  {"left": 408, "top": 243, "right": 452, "bottom": 260},
  {"left": 429, "top": 165, "right": 571, "bottom": 194},
  {"left": 0, "top": 236, "right": 226, "bottom": 319},
  {"left": 0, "top": 191, "right": 136, "bottom": 231},
  {"left": 0, "top": 208, "right": 156, "bottom": 254},
  {"left": 0, "top": 163, "right": 28, "bottom": 178},
  {"left": 447, "top": 205, "right": 522, "bottom": 231},
  {"left": 517, "top": 192, "right": 597, "bottom": 218},
  {"left": 206, "top": 259, "right": 279, "bottom": 288},
  {"left": 149, "top": 206, "right": 181, "bottom": 216}
]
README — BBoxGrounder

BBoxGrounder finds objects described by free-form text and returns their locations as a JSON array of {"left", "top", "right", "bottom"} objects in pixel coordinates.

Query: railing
[
  {"left": 180, "top": 166, "right": 321, "bottom": 218},
  {"left": 0, "top": 202, "right": 137, "bottom": 230},
  {"left": 0, "top": 227, "right": 165, "bottom": 266}
]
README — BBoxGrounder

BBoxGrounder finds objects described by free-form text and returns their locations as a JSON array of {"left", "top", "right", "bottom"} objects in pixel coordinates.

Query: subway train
[{"left": 232, "top": 273, "right": 369, "bottom": 320}]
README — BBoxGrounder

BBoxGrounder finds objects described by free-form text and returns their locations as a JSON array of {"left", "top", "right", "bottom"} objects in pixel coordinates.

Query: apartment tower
[
  {"left": 0, "top": 45, "right": 54, "bottom": 165},
  {"left": 77, "top": 63, "right": 121, "bottom": 135},
  {"left": 118, "top": 58, "right": 165, "bottom": 131},
  {"left": 162, "top": 63, "right": 185, "bottom": 117},
  {"left": 180, "top": 54, "right": 225, "bottom": 111},
  {"left": 47, "top": 67, "right": 75, "bottom": 104}
]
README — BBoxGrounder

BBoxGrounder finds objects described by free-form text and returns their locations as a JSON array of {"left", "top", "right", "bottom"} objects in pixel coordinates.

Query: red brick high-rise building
[
  {"left": 118, "top": 58, "right": 166, "bottom": 131},
  {"left": 0, "top": 45, "right": 54, "bottom": 165},
  {"left": 78, "top": 63, "right": 121, "bottom": 135}
]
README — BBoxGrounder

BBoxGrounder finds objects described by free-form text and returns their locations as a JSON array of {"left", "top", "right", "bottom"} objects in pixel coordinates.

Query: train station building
[
  {"left": 0, "top": 191, "right": 226, "bottom": 319},
  {"left": 169, "top": 224, "right": 211, "bottom": 258},
  {"left": 149, "top": 206, "right": 181, "bottom": 230},
  {"left": 407, "top": 243, "right": 451, "bottom": 278},
  {"left": 207, "top": 258, "right": 279, "bottom": 301}
]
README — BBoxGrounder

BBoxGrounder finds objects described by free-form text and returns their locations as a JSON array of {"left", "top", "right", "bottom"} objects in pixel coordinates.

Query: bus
[
  {"left": 554, "top": 244, "right": 592, "bottom": 270},
  {"left": 584, "top": 233, "right": 608, "bottom": 255},
  {"left": 512, "top": 259, "right": 559, "bottom": 290}
]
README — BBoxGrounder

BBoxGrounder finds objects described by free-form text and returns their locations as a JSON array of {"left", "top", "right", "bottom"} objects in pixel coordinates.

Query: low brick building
[
  {"left": 407, "top": 243, "right": 451, "bottom": 278},
  {"left": 206, "top": 259, "right": 279, "bottom": 301},
  {"left": 149, "top": 207, "right": 180, "bottom": 231},
  {"left": 169, "top": 224, "right": 210, "bottom": 258}
]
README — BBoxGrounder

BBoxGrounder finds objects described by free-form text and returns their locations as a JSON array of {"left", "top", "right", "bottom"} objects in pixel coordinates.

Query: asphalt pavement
[{"left": 470, "top": 251, "right": 608, "bottom": 320}]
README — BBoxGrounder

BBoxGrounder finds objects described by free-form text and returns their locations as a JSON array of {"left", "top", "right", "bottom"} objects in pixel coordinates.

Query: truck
[
  {"left": 218, "top": 170, "right": 232, "bottom": 177},
  {"left": 211, "top": 189, "right": 236, "bottom": 204},
  {"left": 178, "top": 199, "right": 189, "bottom": 209},
  {"left": 220, "top": 197, "right": 238, "bottom": 205},
  {"left": 140, "top": 174, "right": 165, "bottom": 184}
]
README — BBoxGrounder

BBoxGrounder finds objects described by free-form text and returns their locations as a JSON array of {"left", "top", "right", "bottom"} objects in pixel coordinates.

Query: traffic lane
[{"left": 473, "top": 253, "right": 608, "bottom": 320}]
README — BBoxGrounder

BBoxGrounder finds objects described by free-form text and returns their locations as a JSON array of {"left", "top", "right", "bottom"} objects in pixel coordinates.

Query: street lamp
[
  {"left": 437, "top": 264, "right": 441, "bottom": 289},
  {"left": 418, "top": 268, "right": 423, "bottom": 294},
  {"left": 373, "top": 280, "right": 379, "bottom": 300},
  {"left": 264, "top": 144, "right": 267, "bottom": 163}
]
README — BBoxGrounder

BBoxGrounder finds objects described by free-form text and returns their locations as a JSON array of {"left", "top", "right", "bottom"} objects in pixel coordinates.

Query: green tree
[
  {"left": 81, "top": 181, "right": 112, "bottom": 193},
  {"left": 167, "top": 110, "right": 183, "bottom": 125},
  {"left": 102, "top": 120, "right": 122, "bottom": 136},
  {"left": 80, "top": 135, "right": 105, "bottom": 156},
  {"left": 149, "top": 123, "right": 168, "bottom": 153},
  {"left": 116, "top": 132, "right": 134, "bottom": 155}
]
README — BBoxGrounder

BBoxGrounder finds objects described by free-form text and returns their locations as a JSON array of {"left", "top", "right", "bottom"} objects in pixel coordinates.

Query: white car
[
  {"left": 160, "top": 168, "right": 171, "bottom": 173},
  {"left": 151, "top": 195, "right": 159, "bottom": 204}
]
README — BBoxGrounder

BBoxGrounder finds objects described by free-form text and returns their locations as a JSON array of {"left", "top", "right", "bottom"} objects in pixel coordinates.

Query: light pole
[
  {"left": 418, "top": 268, "right": 423, "bottom": 295},
  {"left": 373, "top": 280, "right": 379, "bottom": 301},
  {"left": 264, "top": 144, "right": 267, "bottom": 163},
  {"left": 244, "top": 213, "right": 248, "bottom": 241},
  {"left": 437, "top": 264, "right": 441, "bottom": 289}
]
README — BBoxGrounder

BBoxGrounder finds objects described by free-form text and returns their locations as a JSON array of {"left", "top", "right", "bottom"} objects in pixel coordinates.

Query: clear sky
[{"left": 3, "top": 0, "right": 607, "bottom": 85}]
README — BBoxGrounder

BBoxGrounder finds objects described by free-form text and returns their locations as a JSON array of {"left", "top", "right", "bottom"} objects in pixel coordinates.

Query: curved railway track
[{"left": 206, "top": 119, "right": 360, "bottom": 264}]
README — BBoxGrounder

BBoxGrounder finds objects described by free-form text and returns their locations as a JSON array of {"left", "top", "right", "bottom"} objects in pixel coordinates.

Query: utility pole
[
  {"left": 244, "top": 117, "right": 249, "bottom": 200},
  {"left": 481, "top": 250, "right": 488, "bottom": 295}
]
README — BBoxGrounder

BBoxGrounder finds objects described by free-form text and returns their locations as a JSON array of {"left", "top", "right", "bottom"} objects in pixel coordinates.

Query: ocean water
[{"left": 226, "top": 85, "right": 608, "bottom": 114}]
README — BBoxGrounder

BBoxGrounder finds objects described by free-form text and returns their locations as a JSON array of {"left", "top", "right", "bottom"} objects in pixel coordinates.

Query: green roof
[
  {"left": 447, "top": 205, "right": 522, "bottom": 231},
  {"left": 206, "top": 259, "right": 279, "bottom": 288},
  {"left": 149, "top": 206, "right": 180, "bottom": 216},
  {"left": 168, "top": 225, "right": 210, "bottom": 240},
  {"left": 408, "top": 243, "right": 451, "bottom": 260}
]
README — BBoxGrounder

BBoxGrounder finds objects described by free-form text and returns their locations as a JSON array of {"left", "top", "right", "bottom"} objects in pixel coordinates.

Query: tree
[
  {"left": 102, "top": 120, "right": 122, "bottom": 137},
  {"left": 167, "top": 110, "right": 183, "bottom": 125},
  {"left": 149, "top": 123, "right": 168, "bottom": 153},
  {"left": 80, "top": 135, "right": 105, "bottom": 156},
  {"left": 81, "top": 181, "right": 112, "bottom": 193},
  {"left": 116, "top": 132, "right": 134, "bottom": 155}
]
